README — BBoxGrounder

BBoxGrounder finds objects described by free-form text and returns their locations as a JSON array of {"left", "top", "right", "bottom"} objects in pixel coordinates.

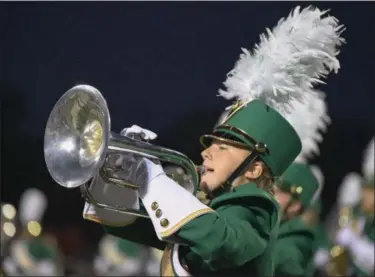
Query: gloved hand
[
  {"left": 314, "top": 248, "right": 330, "bottom": 267},
  {"left": 350, "top": 238, "right": 375, "bottom": 274},
  {"left": 336, "top": 226, "right": 357, "bottom": 246},
  {"left": 132, "top": 158, "right": 165, "bottom": 193},
  {"left": 120, "top": 125, "right": 157, "bottom": 141},
  {"left": 110, "top": 124, "right": 158, "bottom": 178},
  {"left": 163, "top": 165, "right": 194, "bottom": 190}
]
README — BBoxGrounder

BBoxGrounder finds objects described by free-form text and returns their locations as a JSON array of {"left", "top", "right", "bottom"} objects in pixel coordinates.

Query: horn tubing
[{"left": 45, "top": 84, "right": 200, "bottom": 218}]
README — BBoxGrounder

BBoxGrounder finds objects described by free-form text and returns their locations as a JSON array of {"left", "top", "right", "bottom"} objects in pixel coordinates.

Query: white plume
[
  {"left": 337, "top": 172, "right": 362, "bottom": 207},
  {"left": 310, "top": 165, "right": 325, "bottom": 188},
  {"left": 310, "top": 165, "right": 324, "bottom": 204},
  {"left": 219, "top": 6, "right": 345, "bottom": 117},
  {"left": 288, "top": 91, "right": 331, "bottom": 162},
  {"left": 362, "top": 137, "right": 374, "bottom": 181},
  {"left": 19, "top": 188, "right": 48, "bottom": 226}
]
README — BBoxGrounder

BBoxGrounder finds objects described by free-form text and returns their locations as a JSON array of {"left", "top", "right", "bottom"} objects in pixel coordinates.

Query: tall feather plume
[
  {"left": 288, "top": 90, "right": 331, "bottom": 163},
  {"left": 219, "top": 6, "right": 345, "bottom": 117},
  {"left": 337, "top": 172, "right": 362, "bottom": 207},
  {"left": 362, "top": 137, "right": 374, "bottom": 181},
  {"left": 310, "top": 165, "right": 324, "bottom": 204},
  {"left": 19, "top": 188, "right": 47, "bottom": 226}
]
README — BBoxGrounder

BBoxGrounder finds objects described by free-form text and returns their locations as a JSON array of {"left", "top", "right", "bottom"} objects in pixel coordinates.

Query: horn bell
[{"left": 44, "top": 85, "right": 110, "bottom": 188}]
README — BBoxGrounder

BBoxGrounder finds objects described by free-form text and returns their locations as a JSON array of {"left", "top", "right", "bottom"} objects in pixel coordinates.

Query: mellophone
[{"left": 44, "top": 84, "right": 205, "bottom": 219}]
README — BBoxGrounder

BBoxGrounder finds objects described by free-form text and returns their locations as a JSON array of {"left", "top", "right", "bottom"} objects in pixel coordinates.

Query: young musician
[
  {"left": 82, "top": 6, "right": 344, "bottom": 276},
  {"left": 335, "top": 138, "right": 374, "bottom": 276}
]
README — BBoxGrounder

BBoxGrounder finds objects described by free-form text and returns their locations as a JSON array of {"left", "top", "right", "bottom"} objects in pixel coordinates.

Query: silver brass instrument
[
  {"left": 44, "top": 84, "right": 200, "bottom": 218},
  {"left": 325, "top": 207, "right": 356, "bottom": 276}
]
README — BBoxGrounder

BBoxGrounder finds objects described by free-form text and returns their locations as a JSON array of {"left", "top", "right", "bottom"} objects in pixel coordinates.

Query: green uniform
[
  {"left": 311, "top": 224, "right": 334, "bottom": 277},
  {"left": 309, "top": 211, "right": 332, "bottom": 277},
  {"left": 274, "top": 217, "right": 315, "bottom": 277},
  {"left": 314, "top": 222, "right": 331, "bottom": 250},
  {"left": 2, "top": 237, "right": 64, "bottom": 276},
  {"left": 104, "top": 183, "right": 280, "bottom": 276},
  {"left": 344, "top": 175, "right": 374, "bottom": 277},
  {"left": 82, "top": 98, "right": 303, "bottom": 277},
  {"left": 79, "top": 98, "right": 301, "bottom": 276},
  {"left": 274, "top": 163, "right": 321, "bottom": 277},
  {"left": 331, "top": 174, "right": 374, "bottom": 277},
  {"left": 348, "top": 207, "right": 374, "bottom": 276}
]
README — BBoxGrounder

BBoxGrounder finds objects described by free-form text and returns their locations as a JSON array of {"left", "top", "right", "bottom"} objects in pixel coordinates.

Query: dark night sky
[{"left": 1, "top": 2, "right": 374, "bottom": 227}]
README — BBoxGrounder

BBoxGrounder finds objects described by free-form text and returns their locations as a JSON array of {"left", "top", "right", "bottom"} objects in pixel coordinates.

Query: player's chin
[
  {"left": 199, "top": 178, "right": 218, "bottom": 193},
  {"left": 199, "top": 180, "right": 208, "bottom": 193}
]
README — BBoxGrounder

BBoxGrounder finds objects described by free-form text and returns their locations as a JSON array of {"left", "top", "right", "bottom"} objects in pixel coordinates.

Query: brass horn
[
  {"left": 325, "top": 207, "right": 355, "bottom": 276},
  {"left": 44, "top": 84, "right": 199, "bottom": 218}
]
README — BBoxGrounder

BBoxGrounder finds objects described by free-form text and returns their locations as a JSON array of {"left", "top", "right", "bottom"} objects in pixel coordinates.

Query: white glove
[
  {"left": 120, "top": 125, "right": 157, "bottom": 141},
  {"left": 111, "top": 124, "right": 158, "bottom": 180},
  {"left": 350, "top": 238, "right": 374, "bottom": 274},
  {"left": 314, "top": 248, "right": 330, "bottom": 267},
  {"left": 131, "top": 158, "right": 165, "bottom": 191},
  {"left": 336, "top": 226, "right": 357, "bottom": 246}
]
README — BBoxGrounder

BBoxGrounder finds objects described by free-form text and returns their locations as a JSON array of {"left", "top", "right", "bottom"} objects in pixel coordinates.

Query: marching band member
[
  {"left": 93, "top": 234, "right": 145, "bottom": 276},
  {"left": 323, "top": 172, "right": 363, "bottom": 276},
  {"left": 313, "top": 218, "right": 331, "bottom": 276},
  {"left": 335, "top": 138, "right": 374, "bottom": 276},
  {"left": 306, "top": 166, "right": 327, "bottom": 277},
  {"left": 273, "top": 163, "right": 321, "bottom": 277},
  {"left": 82, "top": 6, "right": 344, "bottom": 276},
  {"left": 2, "top": 188, "right": 64, "bottom": 276},
  {"left": 309, "top": 168, "right": 331, "bottom": 277},
  {"left": 271, "top": 66, "right": 332, "bottom": 276}
]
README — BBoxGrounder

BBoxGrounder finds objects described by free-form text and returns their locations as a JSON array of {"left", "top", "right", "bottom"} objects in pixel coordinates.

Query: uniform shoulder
[
  {"left": 209, "top": 182, "right": 281, "bottom": 233},
  {"left": 279, "top": 216, "right": 316, "bottom": 239},
  {"left": 210, "top": 182, "right": 278, "bottom": 207}
]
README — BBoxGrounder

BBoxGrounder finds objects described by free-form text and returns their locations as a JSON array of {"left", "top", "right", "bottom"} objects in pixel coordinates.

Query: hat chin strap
[{"left": 208, "top": 152, "right": 259, "bottom": 199}]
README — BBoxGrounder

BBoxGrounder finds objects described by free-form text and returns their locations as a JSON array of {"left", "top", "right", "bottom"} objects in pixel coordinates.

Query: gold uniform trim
[
  {"left": 160, "top": 244, "right": 175, "bottom": 276},
  {"left": 200, "top": 124, "right": 268, "bottom": 154},
  {"left": 217, "top": 124, "right": 258, "bottom": 146},
  {"left": 160, "top": 208, "right": 215, "bottom": 238},
  {"left": 221, "top": 100, "right": 247, "bottom": 124},
  {"left": 83, "top": 213, "right": 137, "bottom": 227}
]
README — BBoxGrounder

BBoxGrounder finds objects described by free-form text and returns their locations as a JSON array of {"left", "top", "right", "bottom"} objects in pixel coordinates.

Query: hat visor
[{"left": 199, "top": 134, "right": 250, "bottom": 149}]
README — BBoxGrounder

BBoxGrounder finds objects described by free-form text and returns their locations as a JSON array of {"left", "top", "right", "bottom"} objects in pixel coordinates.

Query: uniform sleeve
[
  {"left": 103, "top": 216, "right": 166, "bottom": 251},
  {"left": 82, "top": 173, "right": 166, "bottom": 251},
  {"left": 274, "top": 233, "right": 314, "bottom": 277},
  {"left": 176, "top": 204, "right": 268, "bottom": 270},
  {"left": 137, "top": 164, "right": 274, "bottom": 269}
]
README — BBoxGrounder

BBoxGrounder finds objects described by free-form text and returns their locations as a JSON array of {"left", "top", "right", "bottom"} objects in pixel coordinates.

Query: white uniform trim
[
  {"left": 139, "top": 174, "right": 215, "bottom": 240},
  {"left": 171, "top": 244, "right": 192, "bottom": 276}
]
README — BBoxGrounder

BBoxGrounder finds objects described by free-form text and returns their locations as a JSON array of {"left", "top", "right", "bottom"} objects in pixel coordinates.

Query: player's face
[
  {"left": 273, "top": 185, "right": 292, "bottom": 211},
  {"left": 199, "top": 139, "right": 250, "bottom": 194}
]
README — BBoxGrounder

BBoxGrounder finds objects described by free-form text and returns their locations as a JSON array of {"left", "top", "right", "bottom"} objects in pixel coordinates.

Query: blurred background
[{"left": 1, "top": 1, "right": 374, "bottom": 276}]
